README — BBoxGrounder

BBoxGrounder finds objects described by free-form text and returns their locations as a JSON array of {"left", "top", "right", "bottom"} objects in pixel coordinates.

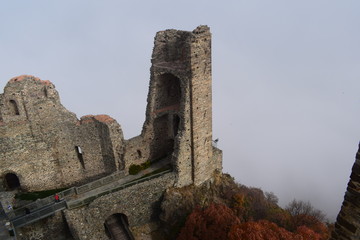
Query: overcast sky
[{"left": 1, "top": 1, "right": 359, "bottom": 221}]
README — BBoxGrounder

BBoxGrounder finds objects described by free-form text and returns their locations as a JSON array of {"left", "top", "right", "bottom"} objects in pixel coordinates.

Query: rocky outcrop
[{"left": 330, "top": 145, "right": 360, "bottom": 239}]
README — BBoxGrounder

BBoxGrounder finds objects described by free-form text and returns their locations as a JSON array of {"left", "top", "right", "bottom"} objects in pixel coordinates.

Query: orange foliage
[
  {"left": 178, "top": 204, "right": 329, "bottom": 240},
  {"left": 228, "top": 220, "right": 327, "bottom": 240},
  {"left": 175, "top": 181, "right": 331, "bottom": 240},
  {"left": 290, "top": 215, "right": 330, "bottom": 240},
  {"left": 228, "top": 220, "right": 300, "bottom": 240},
  {"left": 177, "top": 203, "right": 240, "bottom": 240},
  {"left": 296, "top": 226, "right": 322, "bottom": 240}
]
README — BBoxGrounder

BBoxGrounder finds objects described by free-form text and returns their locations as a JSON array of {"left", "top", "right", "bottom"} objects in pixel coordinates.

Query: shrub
[
  {"left": 15, "top": 188, "right": 67, "bottom": 201},
  {"left": 177, "top": 203, "right": 240, "bottom": 240},
  {"left": 129, "top": 164, "right": 142, "bottom": 175},
  {"left": 129, "top": 160, "right": 151, "bottom": 175}
]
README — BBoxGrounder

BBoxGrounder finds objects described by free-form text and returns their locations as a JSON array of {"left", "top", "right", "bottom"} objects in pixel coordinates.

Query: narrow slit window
[
  {"left": 137, "top": 150, "right": 142, "bottom": 158},
  {"left": 75, "top": 146, "right": 85, "bottom": 169}
]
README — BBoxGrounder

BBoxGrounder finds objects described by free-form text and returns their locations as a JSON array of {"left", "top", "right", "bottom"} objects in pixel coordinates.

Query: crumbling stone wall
[
  {"left": 0, "top": 26, "right": 221, "bottom": 192},
  {"left": 16, "top": 211, "right": 73, "bottom": 240},
  {"left": 60, "top": 26, "right": 222, "bottom": 240},
  {"left": 123, "top": 25, "right": 221, "bottom": 187},
  {"left": 64, "top": 172, "right": 176, "bottom": 240},
  {"left": 0, "top": 76, "right": 124, "bottom": 191},
  {"left": 330, "top": 144, "right": 360, "bottom": 239},
  {"left": 1, "top": 26, "right": 223, "bottom": 240}
]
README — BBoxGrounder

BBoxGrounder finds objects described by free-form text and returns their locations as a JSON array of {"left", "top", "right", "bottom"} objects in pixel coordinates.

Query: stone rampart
[
  {"left": 123, "top": 135, "right": 151, "bottom": 171},
  {"left": 64, "top": 172, "right": 176, "bottom": 240},
  {"left": 0, "top": 26, "right": 223, "bottom": 240}
]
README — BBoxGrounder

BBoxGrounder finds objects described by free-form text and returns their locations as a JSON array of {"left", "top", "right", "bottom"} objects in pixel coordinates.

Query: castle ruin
[
  {"left": 0, "top": 26, "right": 222, "bottom": 239},
  {"left": 0, "top": 25, "right": 222, "bottom": 192}
]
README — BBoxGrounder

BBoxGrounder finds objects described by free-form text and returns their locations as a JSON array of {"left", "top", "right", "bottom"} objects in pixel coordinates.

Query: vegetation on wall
[
  {"left": 129, "top": 160, "right": 151, "bottom": 175},
  {"left": 15, "top": 188, "right": 67, "bottom": 201}
]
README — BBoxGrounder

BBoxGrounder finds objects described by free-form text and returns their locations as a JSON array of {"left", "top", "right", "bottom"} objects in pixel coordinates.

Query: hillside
[{"left": 153, "top": 172, "right": 332, "bottom": 240}]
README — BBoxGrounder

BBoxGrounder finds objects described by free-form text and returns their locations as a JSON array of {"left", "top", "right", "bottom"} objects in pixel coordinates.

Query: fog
[{"left": 1, "top": 1, "right": 359, "bottom": 221}]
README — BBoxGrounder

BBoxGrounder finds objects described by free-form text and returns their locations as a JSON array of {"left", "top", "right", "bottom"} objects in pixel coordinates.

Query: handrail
[
  {"left": 75, "top": 171, "right": 125, "bottom": 195},
  {"left": 9, "top": 168, "right": 173, "bottom": 227},
  {"left": 12, "top": 187, "right": 76, "bottom": 217},
  {"left": 12, "top": 201, "right": 66, "bottom": 228},
  {"left": 12, "top": 170, "right": 126, "bottom": 217},
  {"left": 66, "top": 169, "right": 172, "bottom": 209}
]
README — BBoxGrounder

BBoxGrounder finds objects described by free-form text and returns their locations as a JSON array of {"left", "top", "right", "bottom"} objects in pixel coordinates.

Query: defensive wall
[
  {"left": 331, "top": 144, "right": 360, "bottom": 240},
  {"left": 64, "top": 172, "right": 176, "bottom": 239},
  {"left": 0, "top": 25, "right": 223, "bottom": 239},
  {"left": 0, "top": 25, "right": 222, "bottom": 193},
  {"left": 0, "top": 76, "right": 124, "bottom": 191}
]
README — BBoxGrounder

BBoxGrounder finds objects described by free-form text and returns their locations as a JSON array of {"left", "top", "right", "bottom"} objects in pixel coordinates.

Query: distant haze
[{"left": 1, "top": 1, "right": 359, "bottom": 221}]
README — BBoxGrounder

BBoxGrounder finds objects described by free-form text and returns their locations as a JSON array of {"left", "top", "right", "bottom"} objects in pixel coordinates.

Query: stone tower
[
  {"left": 123, "top": 25, "right": 221, "bottom": 187},
  {"left": 147, "top": 25, "right": 220, "bottom": 186},
  {"left": 330, "top": 144, "right": 360, "bottom": 239}
]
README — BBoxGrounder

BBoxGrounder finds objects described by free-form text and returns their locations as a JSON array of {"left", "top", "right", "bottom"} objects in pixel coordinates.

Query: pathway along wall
[
  {"left": 64, "top": 172, "right": 176, "bottom": 240},
  {"left": 330, "top": 144, "right": 360, "bottom": 239}
]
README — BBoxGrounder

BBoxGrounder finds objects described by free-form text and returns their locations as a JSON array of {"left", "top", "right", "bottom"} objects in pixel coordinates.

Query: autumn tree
[
  {"left": 228, "top": 220, "right": 297, "bottom": 240},
  {"left": 286, "top": 199, "right": 326, "bottom": 222},
  {"left": 285, "top": 199, "right": 329, "bottom": 239},
  {"left": 177, "top": 203, "right": 240, "bottom": 240}
]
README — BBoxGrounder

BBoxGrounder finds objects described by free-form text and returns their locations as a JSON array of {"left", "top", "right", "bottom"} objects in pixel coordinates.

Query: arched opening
[
  {"left": 4, "top": 173, "right": 20, "bottom": 190},
  {"left": 104, "top": 223, "right": 111, "bottom": 238},
  {"left": 155, "top": 73, "right": 181, "bottom": 109},
  {"left": 104, "top": 213, "right": 133, "bottom": 239},
  {"left": 151, "top": 114, "right": 174, "bottom": 160},
  {"left": 9, "top": 100, "right": 20, "bottom": 116}
]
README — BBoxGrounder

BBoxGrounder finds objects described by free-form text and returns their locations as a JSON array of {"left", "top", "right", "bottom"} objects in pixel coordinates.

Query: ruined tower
[
  {"left": 0, "top": 26, "right": 221, "bottom": 193},
  {"left": 149, "top": 25, "right": 217, "bottom": 186},
  {"left": 0, "top": 26, "right": 223, "bottom": 240},
  {"left": 330, "top": 144, "right": 360, "bottom": 239},
  {"left": 123, "top": 25, "right": 222, "bottom": 186}
]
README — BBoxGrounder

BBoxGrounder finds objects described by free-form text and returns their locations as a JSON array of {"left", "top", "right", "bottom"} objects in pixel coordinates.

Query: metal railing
[
  {"left": 9, "top": 168, "right": 173, "bottom": 227},
  {"left": 67, "top": 169, "right": 172, "bottom": 209},
  {"left": 12, "top": 170, "right": 126, "bottom": 217},
  {"left": 12, "top": 187, "right": 76, "bottom": 217},
  {"left": 75, "top": 170, "right": 125, "bottom": 195},
  {"left": 12, "top": 201, "right": 66, "bottom": 228}
]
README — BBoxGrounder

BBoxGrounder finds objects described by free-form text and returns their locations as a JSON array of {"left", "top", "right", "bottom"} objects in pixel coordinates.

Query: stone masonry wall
[
  {"left": 0, "top": 75, "right": 124, "bottom": 191},
  {"left": 120, "top": 26, "right": 221, "bottom": 188},
  {"left": 64, "top": 172, "right": 176, "bottom": 240},
  {"left": 0, "top": 26, "right": 223, "bottom": 240},
  {"left": 123, "top": 136, "right": 151, "bottom": 171},
  {"left": 141, "top": 26, "right": 219, "bottom": 187},
  {"left": 16, "top": 211, "right": 73, "bottom": 240},
  {"left": 189, "top": 26, "right": 214, "bottom": 186},
  {"left": 330, "top": 145, "right": 360, "bottom": 240},
  {"left": 149, "top": 29, "right": 193, "bottom": 187}
]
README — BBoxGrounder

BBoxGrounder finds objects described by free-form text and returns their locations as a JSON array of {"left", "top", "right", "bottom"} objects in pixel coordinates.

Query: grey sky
[{"left": 1, "top": 1, "right": 359, "bottom": 221}]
